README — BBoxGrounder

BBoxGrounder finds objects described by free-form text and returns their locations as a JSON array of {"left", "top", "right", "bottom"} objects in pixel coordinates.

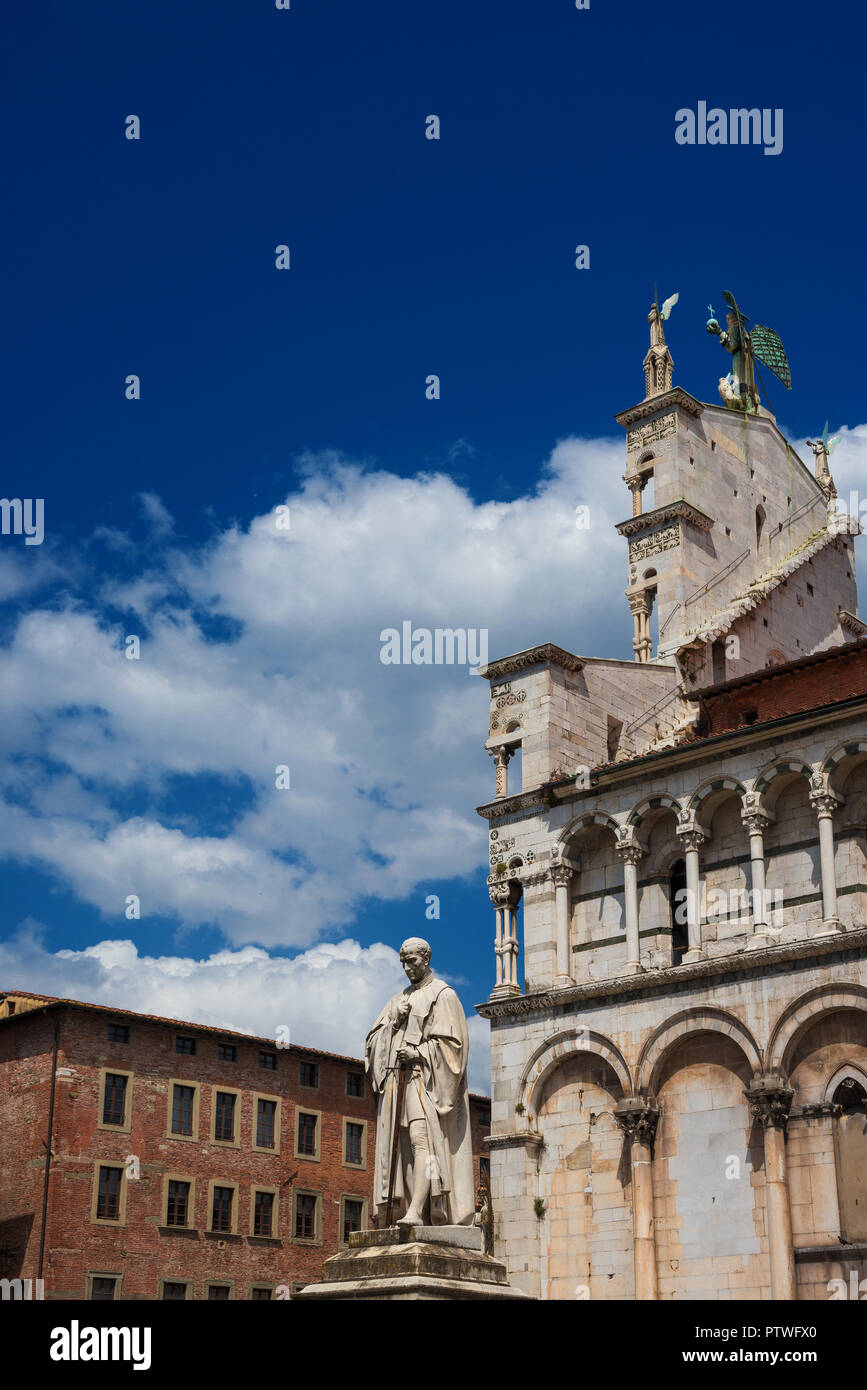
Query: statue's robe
[
  {"left": 365, "top": 974, "right": 475, "bottom": 1226},
  {"left": 720, "top": 320, "right": 755, "bottom": 403}
]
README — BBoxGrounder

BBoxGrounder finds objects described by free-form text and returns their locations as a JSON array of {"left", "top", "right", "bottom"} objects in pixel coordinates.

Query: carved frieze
[
  {"left": 628, "top": 522, "right": 681, "bottom": 565},
  {"left": 626, "top": 412, "right": 677, "bottom": 453}
]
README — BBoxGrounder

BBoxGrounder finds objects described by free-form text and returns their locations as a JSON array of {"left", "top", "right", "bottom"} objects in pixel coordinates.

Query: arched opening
[
  {"left": 635, "top": 453, "right": 656, "bottom": 515},
  {"left": 564, "top": 821, "right": 624, "bottom": 980},
  {"left": 652, "top": 1032, "right": 764, "bottom": 1299},
  {"left": 535, "top": 1052, "right": 631, "bottom": 1301},
  {"left": 762, "top": 770, "right": 823, "bottom": 935},
  {"left": 755, "top": 505, "right": 766, "bottom": 552},
  {"left": 669, "top": 858, "right": 688, "bottom": 965},
  {"left": 833, "top": 1076, "right": 867, "bottom": 1242}
]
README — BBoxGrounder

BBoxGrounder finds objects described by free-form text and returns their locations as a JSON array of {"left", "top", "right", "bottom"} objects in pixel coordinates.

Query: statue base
[{"left": 293, "top": 1225, "right": 532, "bottom": 1301}]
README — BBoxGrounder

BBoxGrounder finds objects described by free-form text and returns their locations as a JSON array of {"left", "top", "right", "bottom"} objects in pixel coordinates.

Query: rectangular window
[
  {"left": 218, "top": 1043, "right": 237, "bottom": 1063},
  {"left": 250, "top": 1286, "right": 273, "bottom": 1301},
  {"left": 102, "top": 1072, "right": 127, "bottom": 1127},
  {"left": 342, "top": 1198, "right": 364, "bottom": 1244},
  {"left": 171, "top": 1084, "right": 196, "bottom": 1136},
  {"left": 96, "top": 1166, "right": 122, "bottom": 1222},
  {"left": 89, "top": 1275, "right": 119, "bottom": 1300},
  {"left": 344, "top": 1121, "right": 364, "bottom": 1166},
  {"left": 214, "top": 1091, "right": 237, "bottom": 1142},
  {"left": 299, "top": 1060, "right": 319, "bottom": 1088},
  {"left": 259, "top": 1050, "right": 277, "bottom": 1071},
  {"left": 211, "top": 1185, "right": 234, "bottom": 1233},
  {"left": 345, "top": 1070, "right": 364, "bottom": 1098},
  {"left": 207, "top": 1285, "right": 231, "bottom": 1300},
  {"left": 256, "top": 1098, "right": 277, "bottom": 1150},
  {"left": 297, "top": 1112, "right": 318, "bottom": 1156},
  {"left": 175, "top": 1035, "right": 196, "bottom": 1056},
  {"left": 107, "top": 1023, "right": 129, "bottom": 1044},
  {"left": 166, "top": 1179, "right": 191, "bottom": 1228},
  {"left": 162, "top": 1282, "right": 188, "bottom": 1301},
  {"left": 295, "top": 1192, "right": 317, "bottom": 1240},
  {"left": 479, "top": 1157, "right": 491, "bottom": 1188},
  {"left": 253, "top": 1190, "right": 275, "bottom": 1237}
]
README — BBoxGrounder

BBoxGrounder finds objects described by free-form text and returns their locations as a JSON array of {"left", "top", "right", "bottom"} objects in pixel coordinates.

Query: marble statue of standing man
[{"left": 365, "top": 938, "right": 475, "bottom": 1227}]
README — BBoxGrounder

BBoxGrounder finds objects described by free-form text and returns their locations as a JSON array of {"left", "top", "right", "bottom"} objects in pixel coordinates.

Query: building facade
[
  {"left": 0, "top": 991, "right": 491, "bottom": 1299},
  {"left": 477, "top": 307, "right": 867, "bottom": 1301}
]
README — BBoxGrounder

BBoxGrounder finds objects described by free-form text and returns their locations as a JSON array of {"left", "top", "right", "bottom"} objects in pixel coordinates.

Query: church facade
[{"left": 477, "top": 304, "right": 867, "bottom": 1301}]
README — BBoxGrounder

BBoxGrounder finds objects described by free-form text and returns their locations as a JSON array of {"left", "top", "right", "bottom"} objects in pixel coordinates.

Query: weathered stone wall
[
  {"left": 484, "top": 953, "right": 867, "bottom": 1300},
  {"left": 653, "top": 1034, "right": 768, "bottom": 1300}
]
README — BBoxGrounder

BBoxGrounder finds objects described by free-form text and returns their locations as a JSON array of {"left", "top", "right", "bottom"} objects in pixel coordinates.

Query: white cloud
[
  {"left": 0, "top": 929, "right": 491, "bottom": 1092},
  {"left": 0, "top": 440, "right": 628, "bottom": 947}
]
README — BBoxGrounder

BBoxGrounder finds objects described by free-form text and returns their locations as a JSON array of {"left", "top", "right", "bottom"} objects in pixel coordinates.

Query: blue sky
[{"left": 3, "top": 0, "right": 867, "bottom": 1090}]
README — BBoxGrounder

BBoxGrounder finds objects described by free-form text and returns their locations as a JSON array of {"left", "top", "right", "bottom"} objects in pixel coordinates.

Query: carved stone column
[
  {"left": 615, "top": 1097, "right": 660, "bottom": 1301},
  {"left": 628, "top": 593, "right": 652, "bottom": 664},
  {"left": 549, "top": 863, "right": 574, "bottom": 986},
  {"left": 746, "top": 1075, "right": 796, "bottom": 1301},
  {"left": 488, "top": 745, "right": 515, "bottom": 800},
  {"left": 809, "top": 785, "right": 844, "bottom": 933},
  {"left": 489, "top": 882, "right": 511, "bottom": 996},
  {"left": 675, "top": 824, "right": 706, "bottom": 963},
  {"left": 741, "top": 802, "right": 773, "bottom": 947},
  {"left": 626, "top": 475, "right": 645, "bottom": 518},
  {"left": 489, "top": 880, "right": 522, "bottom": 998},
  {"left": 615, "top": 840, "right": 645, "bottom": 976}
]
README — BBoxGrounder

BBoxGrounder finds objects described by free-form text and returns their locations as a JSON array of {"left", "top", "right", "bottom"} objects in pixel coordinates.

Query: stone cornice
[
  {"left": 616, "top": 499, "right": 715, "bottom": 538},
  {"left": 839, "top": 608, "right": 867, "bottom": 636},
  {"left": 476, "top": 791, "right": 547, "bottom": 821},
  {"left": 475, "top": 926, "right": 867, "bottom": 1020},
  {"left": 794, "top": 1243, "right": 867, "bottom": 1263},
  {"left": 614, "top": 387, "right": 704, "bottom": 428},
  {"left": 484, "top": 1132, "right": 544, "bottom": 1151},
  {"left": 479, "top": 644, "right": 583, "bottom": 683}
]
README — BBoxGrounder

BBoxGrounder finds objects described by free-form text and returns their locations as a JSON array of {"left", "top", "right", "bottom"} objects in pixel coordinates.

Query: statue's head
[{"left": 399, "top": 937, "right": 432, "bottom": 984}]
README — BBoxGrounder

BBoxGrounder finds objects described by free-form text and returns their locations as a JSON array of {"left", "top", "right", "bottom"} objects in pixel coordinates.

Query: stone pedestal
[{"left": 294, "top": 1226, "right": 532, "bottom": 1301}]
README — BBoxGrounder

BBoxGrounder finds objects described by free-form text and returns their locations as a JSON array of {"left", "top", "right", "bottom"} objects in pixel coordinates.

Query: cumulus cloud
[
  {"left": 0, "top": 929, "right": 491, "bottom": 1091},
  {"left": 0, "top": 440, "right": 628, "bottom": 946}
]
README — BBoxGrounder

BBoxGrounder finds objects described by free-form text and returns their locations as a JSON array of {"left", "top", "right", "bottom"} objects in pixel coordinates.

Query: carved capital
[
  {"left": 488, "top": 882, "right": 512, "bottom": 909},
  {"left": 676, "top": 826, "right": 705, "bottom": 853},
  {"left": 615, "top": 841, "right": 644, "bottom": 867},
  {"left": 745, "top": 1075, "right": 794, "bottom": 1129},
  {"left": 810, "top": 790, "right": 841, "bottom": 819},
  {"left": 614, "top": 1097, "right": 660, "bottom": 1146},
  {"left": 549, "top": 863, "right": 574, "bottom": 889},
  {"left": 741, "top": 809, "right": 771, "bottom": 835}
]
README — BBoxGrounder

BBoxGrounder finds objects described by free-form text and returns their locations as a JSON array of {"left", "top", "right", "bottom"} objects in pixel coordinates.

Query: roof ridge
[
  {"left": 0, "top": 989, "right": 366, "bottom": 1066},
  {"left": 675, "top": 519, "right": 846, "bottom": 650}
]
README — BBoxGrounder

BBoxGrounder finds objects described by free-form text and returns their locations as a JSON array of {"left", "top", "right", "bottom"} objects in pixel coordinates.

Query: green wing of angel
[{"left": 750, "top": 324, "right": 792, "bottom": 389}]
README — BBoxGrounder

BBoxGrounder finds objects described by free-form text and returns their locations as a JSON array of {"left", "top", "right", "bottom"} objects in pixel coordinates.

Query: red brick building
[{"left": 0, "top": 990, "right": 490, "bottom": 1300}]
